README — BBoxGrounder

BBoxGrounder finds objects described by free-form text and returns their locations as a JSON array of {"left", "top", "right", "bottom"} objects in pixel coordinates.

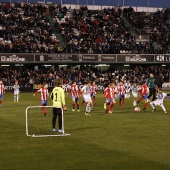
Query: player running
[
  {"left": 90, "top": 81, "right": 97, "bottom": 105},
  {"left": 117, "top": 81, "right": 126, "bottom": 109},
  {"left": 131, "top": 82, "right": 140, "bottom": 106},
  {"left": 150, "top": 88, "right": 170, "bottom": 113},
  {"left": 137, "top": 82, "right": 148, "bottom": 113},
  {"left": 0, "top": 80, "right": 5, "bottom": 107},
  {"left": 13, "top": 80, "right": 20, "bottom": 102},
  {"left": 67, "top": 81, "right": 80, "bottom": 112},
  {"left": 124, "top": 80, "right": 131, "bottom": 99},
  {"left": 81, "top": 80, "right": 93, "bottom": 116},
  {"left": 34, "top": 83, "right": 49, "bottom": 116},
  {"left": 103, "top": 82, "right": 116, "bottom": 114}
]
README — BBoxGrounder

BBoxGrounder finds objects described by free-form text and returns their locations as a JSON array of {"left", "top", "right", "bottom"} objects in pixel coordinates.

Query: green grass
[{"left": 0, "top": 92, "right": 170, "bottom": 170}]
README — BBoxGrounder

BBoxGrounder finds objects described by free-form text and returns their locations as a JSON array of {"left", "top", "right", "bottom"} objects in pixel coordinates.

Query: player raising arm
[
  {"left": 51, "top": 77, "right": 66, "bottom": 132},
  {"left": 34, "top": 83, "right": 49, "bottom": 116},
  {"left": 0, "top": 80, "right": 5, "bottom": 107},
  {"left": 13, "top": 80, "right": 20, "bottom": 102},
  {"left": 150, "top": 88, "right": 170, "bottom": 113}
]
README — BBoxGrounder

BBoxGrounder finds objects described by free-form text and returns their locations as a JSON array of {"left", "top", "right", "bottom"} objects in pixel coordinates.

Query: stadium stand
[
  {"left": 0, "top": 65, "right": 169, "bottom": 86},
  {"left": 0, "top": 3, "right": 170, "bottom": 54}
]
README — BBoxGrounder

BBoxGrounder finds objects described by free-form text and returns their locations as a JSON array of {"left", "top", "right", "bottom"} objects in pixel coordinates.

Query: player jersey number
[{"left": 55, "top": 93, "right": 57, "bottom": 101}]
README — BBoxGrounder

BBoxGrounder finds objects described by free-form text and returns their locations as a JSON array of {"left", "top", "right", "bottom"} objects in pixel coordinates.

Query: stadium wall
[{"left": 0, "top": 53, "right": 169, "bottom": 64}]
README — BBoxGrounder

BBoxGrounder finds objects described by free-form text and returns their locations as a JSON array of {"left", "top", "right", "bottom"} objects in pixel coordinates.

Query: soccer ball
[{"left": 134, "top": 107, "right": 140, "bottom": 112}]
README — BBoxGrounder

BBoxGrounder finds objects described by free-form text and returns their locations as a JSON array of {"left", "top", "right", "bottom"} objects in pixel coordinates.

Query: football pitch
[{"left": 0, "top": 91, "right": 170, "bottom": 170}]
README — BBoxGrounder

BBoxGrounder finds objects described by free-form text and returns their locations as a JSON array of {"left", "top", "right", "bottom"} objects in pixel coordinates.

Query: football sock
[
  {"left": 93, "top": 96, "right": 96, "bottom": 103},
  {"left": 140, "top": 97, "right": 143, "bottom": 101},
  {"left": 108, "top": 103, "right": 114, "bottom": 111},
  {"left": 160, "top": 104, "right": 166, "bottom": 112},
  {"left": 41, "top": 106, "right": 46, "bottom": 114},
  {"left": 144, "top": 102, "right": 147, "bottom": 109},
  {"left": 119, "top": 99, "right": 122, "bottom": 107},
  {"left": 16, "top": 95, "right": 19, "bottom": 102},
  {"left": 14, "top": 95, "right": 16, "bottom": 102},
  {"left": 86, "top": 104, "right": 91, "bottom": 113},
  {"left": 77, "top": 104, "right": 79, "bottom": 110}
]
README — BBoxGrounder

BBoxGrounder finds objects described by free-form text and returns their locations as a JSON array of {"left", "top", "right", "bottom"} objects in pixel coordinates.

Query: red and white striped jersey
[
  {"left": 0, "top": 84, "right": 5, "bottom": 95},
  {"left": 139, "top": 84, "right": 148, "bottom": 95},
  {"left": 68, "top": 85, "right": 79, "bottom": 98},
  {"left": 104, "top": 87, "right": 115, "bottom": 100},
  {"left": 90, "top": 85, "right": 97, "bottom": 95},
  {"left": 35, "top": 88, "right": 49, "bottom": 101},
  {"left": 117, "top": 85, "right": 126, "bottom": 95}
]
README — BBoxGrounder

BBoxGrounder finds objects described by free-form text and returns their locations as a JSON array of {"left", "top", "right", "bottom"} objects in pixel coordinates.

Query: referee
[
  {"left": 146, "top": 73, "right": 157, "bottom": 101},
  {"left": 51, "top": 77, "right": 66, "bottom": 133}
]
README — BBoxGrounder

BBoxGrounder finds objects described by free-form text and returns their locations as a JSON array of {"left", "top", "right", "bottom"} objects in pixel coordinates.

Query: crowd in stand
[
  {"left": 0, "top": 2, "right": 170, "bottom": 54},
  {"left": 0, "top": 65, "right": 169, "bottom": 87}
]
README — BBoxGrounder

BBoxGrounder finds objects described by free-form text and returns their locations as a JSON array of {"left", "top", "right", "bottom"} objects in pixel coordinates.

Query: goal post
[{"left": 26, "top": 106, "right": 70, "bottom": 137}]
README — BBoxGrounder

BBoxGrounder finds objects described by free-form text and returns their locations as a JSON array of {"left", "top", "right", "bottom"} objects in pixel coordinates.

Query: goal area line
[{"left": 26, "top": 106, "right": 70, "bottom": 137}]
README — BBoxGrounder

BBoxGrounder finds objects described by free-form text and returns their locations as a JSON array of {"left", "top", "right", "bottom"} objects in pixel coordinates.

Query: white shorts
[
  {"left": 126, "top": 89, "right": 130, "bottom": 93},
  {"left": 14, "top": 90, "right": 19, "bottom": 95},
  {"left": 152, "top": 100, "right": 163, "bottom": 106},
  {"left": 83, "top": 96, "right": 92, "bottom": 103},
  {"left": 132, "top": 92, "right": 137, "bottom": 98}
]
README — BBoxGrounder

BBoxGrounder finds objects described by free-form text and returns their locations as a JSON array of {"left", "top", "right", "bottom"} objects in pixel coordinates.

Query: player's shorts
[
  {"left": 41, "top": 100, "right": 47, "bottom": 106},
  {"left": 72, "top": 96, "right": 79, "bottom": 102},
  {"left": 0, "top": 94, "right": 3, "bottom": 99},
  {"left": 132, "top": 92, "right": 138, "bottom": 98},
  {"left": 119, "top": 94, "right": 125, "bottom": 99},
  {"left": 83, "top": 96, "right": 92, "bottom": 103},
  {"left": 126, "top": 89, "right": 130, "bottom": 93},
  {"left": 91, "top": 93, "right": 96, "bottom": 97},
  {"left": 142, "top": 94, "right": 148, "bottom": 100},
  {"left": 152, "top": 100, "right": 163, "bottom": 106},
  {"left": 125, "top": 93, "right": 130, "bottom": 99},
  {"left": 106, "top": 98, "right": 115, "bottom": 103},
  {"left": 14, "top": 90, "right": 19, "bottom": 95}
]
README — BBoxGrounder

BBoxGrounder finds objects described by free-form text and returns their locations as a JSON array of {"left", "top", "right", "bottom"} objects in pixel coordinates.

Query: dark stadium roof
[{"left": 0, "top": 0, "right": 169, "bottom": 8}]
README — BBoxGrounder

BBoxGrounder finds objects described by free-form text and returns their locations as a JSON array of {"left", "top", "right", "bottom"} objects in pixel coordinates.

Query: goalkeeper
[{"left": 50, "top": 77, "right": 66, "bottom": 133}]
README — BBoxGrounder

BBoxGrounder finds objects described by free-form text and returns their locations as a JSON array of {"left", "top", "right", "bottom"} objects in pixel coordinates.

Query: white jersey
[
  {"left": 131, "top": 85, "right": 140, "bottom": 93},
  {"left": 124, "top": 83, "right": 131, "bottom": 92},
  {"left": 81, "top": 85, "right": 91, "bottom": 97},
  {"left": 156, "top": 92, "right": 167, "bottom": 104},
  {"left": 81, "top": 85, "right": 92, "bottom": 103},
  {"left": 13, "top": 85, "right": 20, "bottom": 93}
]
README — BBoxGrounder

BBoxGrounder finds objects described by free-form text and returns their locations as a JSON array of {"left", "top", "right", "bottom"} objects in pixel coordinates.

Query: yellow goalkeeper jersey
[{"left": 50, "top": 87, "right": 65, "bottom": 108}]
